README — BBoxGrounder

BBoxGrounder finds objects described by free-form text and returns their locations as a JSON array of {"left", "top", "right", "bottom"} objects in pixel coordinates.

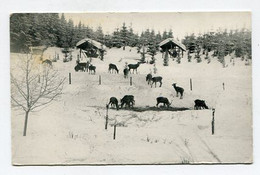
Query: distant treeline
[
  {"left": 10, "top": 13, "right": 251, "bottom": 60},
  {"left": 182, "top": 29, "right": 251, "bottom": 59},
  {"left": 10, "top": 13, "right": 173, "bottom": 53}
]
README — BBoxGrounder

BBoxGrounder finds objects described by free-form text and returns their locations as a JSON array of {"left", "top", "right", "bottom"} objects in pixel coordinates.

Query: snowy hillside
[{"left": 11, "top": 46, "right": 252, "bottom": 164}]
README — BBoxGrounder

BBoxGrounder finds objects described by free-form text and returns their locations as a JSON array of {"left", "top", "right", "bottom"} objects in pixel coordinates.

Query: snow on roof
[
  {"left": 159, "top": 38, "right": 186, "bottom": 51},
  {"left": 76, "top": 38, "right": 106, "bottom": 51}
]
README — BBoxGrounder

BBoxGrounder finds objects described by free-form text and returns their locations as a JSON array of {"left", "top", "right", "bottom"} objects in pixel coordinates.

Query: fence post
[
  {"left": 223, "top": 83, "right": 225, "bottom": 90},
  {"left": 99, "top": 75, "right": 101, "bottom": 85},
  {"left": 211, "top": 108, "right": 215, "bottom": 135},
  {"left": 69, "top": 73, "right": 71, "bottom": 84},
  {"left": 105, "top": 105, "right": 108, "bottom": 130},
  {"left": 190, "top": 78, "right": 192, "bottom": 91},
  {"left": 113, "top": 124, "right": 117, "bottom": 140},
  {"left": 130, "top": 77, "right": 132, "bottom": 86}
]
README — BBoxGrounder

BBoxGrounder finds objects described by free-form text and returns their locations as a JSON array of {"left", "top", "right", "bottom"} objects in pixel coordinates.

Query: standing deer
[
  {"left": 123, "top": 68, "right": 129, "bottom": 78},
  {"left": 172, "top": 83, "right": 184, "bottom": 99},
  {"left": 151, "top": 76, "right": 163, "bottom": 88},
  {"left": 128, "top": 63, "right": 140, "bottom": 74},
  {"left": 146, "top": 73, "right": 153, "bottom": 85}
]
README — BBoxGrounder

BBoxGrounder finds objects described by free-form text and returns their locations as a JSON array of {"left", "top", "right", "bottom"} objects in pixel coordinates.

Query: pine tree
[
  {"left": 95, "top": 26, "right": 104, "bottom": 44},
  {"left": 147, "top": 30, "right": 157, "bottom": 64},
  {"left": 162, "top": 30, "right": 168, "bottom": 40},
  {"left": 10, "top": 14, "right": 33, "bottom": 52},
  {"left": 120, "top": 23, "right": 129, "bottom": 50},
  {"left": 112, "top": 28, "right": 122, "bottom": 48},
  {"left": 155, "top": 32, "right": 162, "bottom": 45},
  {"left": 168, "top": 29, "right": 173, "bottom": 38}
]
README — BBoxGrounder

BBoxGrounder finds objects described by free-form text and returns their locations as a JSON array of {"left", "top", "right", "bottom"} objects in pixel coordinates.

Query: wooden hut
[
  {"left": 159, "top": 38, "right": 186, "bottom": 59},
  {"left": 76, "top": 38, "right": 106, "bottom": 60}
]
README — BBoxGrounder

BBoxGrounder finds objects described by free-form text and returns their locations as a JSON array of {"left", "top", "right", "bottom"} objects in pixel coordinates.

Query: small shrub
[
  {"left": 176, "top": 56, "right": 181, "bottom": 64},
  {"left": 196, "top": 55, "right": 201, "bottom": 63},
  {"left": 181, "top": 157, "right": 190, "bottom": 164},
  {"left": 187, "top": 55, "right": 192, "bottom": 62}
]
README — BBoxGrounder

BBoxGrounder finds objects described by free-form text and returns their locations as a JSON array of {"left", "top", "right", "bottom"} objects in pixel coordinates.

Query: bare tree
[{"left": 11, "top": 54, "right": 65, "bottom": 136}]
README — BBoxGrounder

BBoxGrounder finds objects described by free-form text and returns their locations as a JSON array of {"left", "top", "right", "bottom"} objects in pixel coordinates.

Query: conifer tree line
[
  {"left": 182, "top": 29, "right": 251, "bottom": 60},
  {"left": 10, "top": 13, "right": 251, "bottom": 61},
  {"left": 10, "top": 13, "right": 174, "bottom": 53}
]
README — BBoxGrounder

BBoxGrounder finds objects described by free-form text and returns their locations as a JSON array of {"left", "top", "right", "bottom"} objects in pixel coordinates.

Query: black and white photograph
[{"left": 10, "top": 12, "right": 252, "bottom": 165}]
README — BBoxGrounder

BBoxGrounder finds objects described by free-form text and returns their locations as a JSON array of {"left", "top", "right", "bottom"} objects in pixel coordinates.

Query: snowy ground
[{"left": 11, "top": 46, "right": 252, "bottom": 165}]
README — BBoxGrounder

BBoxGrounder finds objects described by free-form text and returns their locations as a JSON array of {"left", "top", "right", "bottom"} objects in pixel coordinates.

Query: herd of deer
[
  {"left": 105, "top": 62, "right": 208, "bottom": 110},
  {"left": 73, "top": 60, "right": 208, "bottom": 110}
]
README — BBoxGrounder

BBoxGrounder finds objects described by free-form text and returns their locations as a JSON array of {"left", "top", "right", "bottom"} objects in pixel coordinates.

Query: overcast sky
[{"left": 64, "top": 12, "right": 251, "bottom": 39}]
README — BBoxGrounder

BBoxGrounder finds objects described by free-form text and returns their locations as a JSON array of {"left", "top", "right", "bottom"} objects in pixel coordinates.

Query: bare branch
[{"left": 11, "top": 54, "right": 65, "bottom": 113}]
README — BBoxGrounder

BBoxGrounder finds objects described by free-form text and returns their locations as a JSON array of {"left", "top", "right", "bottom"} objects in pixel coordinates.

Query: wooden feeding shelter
[
  {"left": 159, "top": 38, "right": 186, "bottom": 58},
  {"left": 76, "top": 38, "right": 106, "bottom": 60}
]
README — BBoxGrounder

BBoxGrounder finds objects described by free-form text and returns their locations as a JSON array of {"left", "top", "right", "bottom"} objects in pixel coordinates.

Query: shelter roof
[
  {"left": 76, "top": 38, "right": 106, "bottom": 51},
  {"left": 159, "top": 38, "right": 186, "bottom": 51}
]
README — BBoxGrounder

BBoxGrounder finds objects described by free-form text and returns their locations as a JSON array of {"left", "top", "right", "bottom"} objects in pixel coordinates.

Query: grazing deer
[
  {"left": 108, "top": 97, "right": 119, "bottom": 110},
  {"left": 194, "top": 99, "right": 208, "bottom": 110},
  {"left": 146, "top": 73, "right": 153, "bottom": 85},
  {"left": 89, "top": 65, "right": 96, "bottom": 74},
  {"left": 123, "top": 68, "right": 129, "bottom": 78},
  {"left": 108, "top": 63, "right": 119, "bottom": 74},
  {"left": 42, "top": 59, "right": 52, "bottom": 67},
  {"left": 172, "top": 83, "right": 184, "bottom": 99},
  {"left": 76, "top": 60, "right": 90, "bottom": 72},
  {"left": 156, "top": 97, "right": 171, "bottom": 108},
  {"left": 120, "top": 95, "right": 135, "bottom": 108},
  {"left": 74, "top": 64, "right": 85, "bottom": 72},
  {"left": 128, "top": 63, "right": 140, "bottom": 74},
  {"left": 151, "top": 76, "right": 163, "bottom": 88}
]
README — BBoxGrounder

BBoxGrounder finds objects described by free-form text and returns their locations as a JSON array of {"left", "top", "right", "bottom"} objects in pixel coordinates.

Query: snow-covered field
[{"left": 11, "top": 47, "right": 252, "bottom": 165}]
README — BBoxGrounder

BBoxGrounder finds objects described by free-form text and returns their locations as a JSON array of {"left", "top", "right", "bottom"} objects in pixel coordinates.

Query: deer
[
  {"left": 76, "top": 60, "right": 90, "bottom": 72},
  {"left": 194, "top": 99, "right": 209, "bottom": 110},
  {"left": 89, "top": 64, "right": 96, "bottom": 74},
  {"left": 151, "top": 76, "right": 163, "bottom": 88},
  {"left": 74, "top": 64, "right": 85, "bottom": 72},
  {"left": 42, "top": 59, "right": 52, "bottom": 67},
  {"left": 146, "top": 73, "right": 153, "bottom": 85},
  {"left": 156, "top": 97, "right": 171, "bottom": 108},
  {"left": 108, "top": 63, "right": 119, "bottom": 74},
  {"left": 120, "top": 95, "right": 135, "bottom": 108},
  {"left": 123, "top": 68, "right": 129, "bottom": 78},
  {"left": 128, "top": 62, "right": 140, "bottom": 74},
  {"left": 108, "top": 97, "right": 119, "bottom": 110},
  {"left": 172, "top": 83, "right": 184, "bottom": 99}
]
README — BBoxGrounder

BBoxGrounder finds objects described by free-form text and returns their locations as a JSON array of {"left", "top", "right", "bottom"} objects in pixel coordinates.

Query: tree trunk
[{"left": 23, "top": 111, "right": 29, "bottom": 136}]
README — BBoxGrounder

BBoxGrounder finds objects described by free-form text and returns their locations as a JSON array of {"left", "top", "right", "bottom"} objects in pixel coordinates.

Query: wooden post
[
  {"left": 212, "top": 108, "right": 215, "bottom": 135},
  {"left": 130, "top": 77, "right": 132, "bottom": 86},
  {"left": 99, "top": 75, "right": 101, "bottom": 85},
  {"left": 223, "top": 83, "right": 225, "bottom": 90},
  {"left": 105, "top": 105, "right": 108, "bottom": 130},
  {"left": 190, "top": 78, "right": 192, "bottom": 91},
  {"left": 69, "top": 73, "right": 71, "bottom": 84},
  {"left": 113, "top": 124, "right": 117, "bottom": 140},
  {"left": 80, "top": 49, "right": 82, "bottom": 58}
]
